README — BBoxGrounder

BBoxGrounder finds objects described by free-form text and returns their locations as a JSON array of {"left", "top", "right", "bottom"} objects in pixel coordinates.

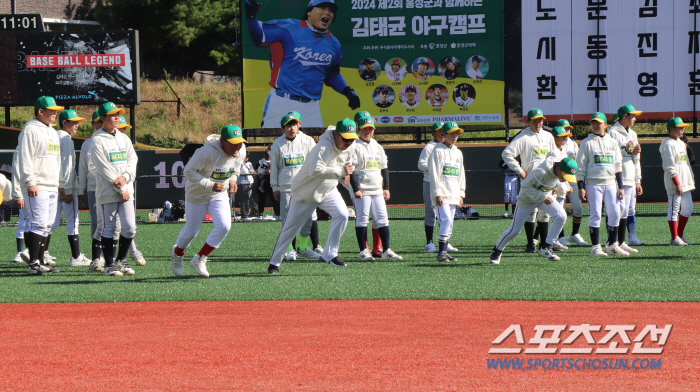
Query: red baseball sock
[
  {"left": 372, "top": 228, "right": 382, "bottom": 251},
  {"left": 678, "top": 215, "right": 689, "bottom": 238},
  {"left": 198, "top": 243, "right": 216, "bottom": 257},
  {"left": 668, "top": 221, "right": 679, "bottom": 241},
  {"left": 174, "top": 246, "right": 185, "bottom": 257}
]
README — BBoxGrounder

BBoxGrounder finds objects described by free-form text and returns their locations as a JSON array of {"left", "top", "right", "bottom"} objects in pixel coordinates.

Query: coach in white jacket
[
  {"left": 88, "top": 102, "right": 138, "bottom": 276},
  {"left": 660, "top": 118, "right": 695, "bottom": 246},
  {"left": 417, "top": 121, "right": 445, "bottom": 253},
  {"left": 171, "top": 125, "right": 246, "bottom": 277},
  {"left": 267, "top": 119, "right": 359, "bottom": 274}
]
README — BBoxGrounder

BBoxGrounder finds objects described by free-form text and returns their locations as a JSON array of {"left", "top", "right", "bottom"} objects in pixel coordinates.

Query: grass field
[{"left": 1, "top": 216, "right": 699, "bottom": 303}]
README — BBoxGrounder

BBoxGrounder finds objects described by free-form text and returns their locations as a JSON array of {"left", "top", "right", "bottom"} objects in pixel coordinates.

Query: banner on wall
[
  {"left": 522, "top": 0, "right": 699, "bottom": 121},
  {"left": 242, "top": 0, "right": 505, "bottom": 128}
]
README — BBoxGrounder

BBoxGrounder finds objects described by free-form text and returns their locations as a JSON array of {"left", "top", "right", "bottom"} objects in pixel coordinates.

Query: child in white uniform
[{"left": 660, "top": 118, "right": 695, "bottom": 246}]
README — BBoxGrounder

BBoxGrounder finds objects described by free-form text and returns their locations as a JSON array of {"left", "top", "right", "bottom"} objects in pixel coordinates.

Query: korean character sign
[{"left": 241, "top": 0, "right": 505, "bottom": 128}]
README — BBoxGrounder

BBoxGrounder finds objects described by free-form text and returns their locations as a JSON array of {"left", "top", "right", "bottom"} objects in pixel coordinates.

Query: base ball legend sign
[
  {"left": 523, "top": 0, "right": 700, "bottom": 121},
  {"left": 0, "top": 31, "right": 140, "bottom": 106}
]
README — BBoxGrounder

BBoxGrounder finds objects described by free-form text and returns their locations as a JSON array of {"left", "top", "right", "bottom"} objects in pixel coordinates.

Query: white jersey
[
  {"left": 57, "top": 129, "right": 78, "bottom": 195},
  {"left": 88, "top": 128, "right": 138, "bottom": 205},
  {"left": 455, "top": 96, "right": 474, "bottom": 107},
  {"left": 517, "top": 156, "right": 562, "bottom": 207},
  {"left": 183, "top": 135, "right": 245, "bottom": 205},
  {"left": 353, "top": 138, "right": 388, "bottom": 196},
  {"left": 467, "top": 67, "right": 483, "bottom": 79},
  {"left": 428, "top": 142, "right": 465, "bottom": 205},
  {"left": 502, "top": 127, "right": 557, "bottom": 175},
  {"left": 418, "top": 140, "right": 437, "bottom": 182},
  {"left": 546, "top": 149, "right": 572, "bottom": 197},
  {"left": 575, "top": 132, "right": 623, "bottom": 186},
  {"left": 384, "top": 64, "right": 408, "bottom": 81},
  {"left": 608, "top": 122, "right": 641, "bottom": 186},
  {"left": 77, "top": 135, "right": 97, "bottom": 194},
  {"left": 16, "top": 119, "right": 61, "bottom": 193},
  {"left": 269, "top": 131, "right": 316, "bottom": 193},
  {"left": 660, "top": 137, "right": 695, "bottom": 195}
]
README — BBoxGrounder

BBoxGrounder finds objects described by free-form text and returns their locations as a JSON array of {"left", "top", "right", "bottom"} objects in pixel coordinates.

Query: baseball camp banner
[
  {"left": 522, "top": 0, "right": 700, "bottom": 121},
  {"left": 242, "top": 0, "right": 504, "bottom": 128}
]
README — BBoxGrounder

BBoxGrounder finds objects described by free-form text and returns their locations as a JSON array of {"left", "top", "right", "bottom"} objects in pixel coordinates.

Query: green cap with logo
[
  {"left": 58, "top": 109, "right": 85, "bottom": 124},
  {"left": 527, "top": 108, "right": 545, "bottom": 120},
  {"left": 281, "top": 111, "right": 301, "bottom": 127},
  {"left": 556, "top": 119, "right": 573, "bottom": 129},
  {"left": 117, "top": 115, "right": 132, "bottom": 129},
  {"left": 92, "top": 110, "right": 100, "bottom": 122},
  {"left": 558, "top": 157, "right": 578, "bottom": 182},
  {"left": 590, "top": 112, "right": 607, "bottom": 123},
  {"left": 549, "top": 126, "right": 572, "bottom": 138},
  {"left": 356, "top": 115, "right": 375, "bottom": 129},
  {"left": 221, "top": 125, "right": 247, "bottom": 144},
  {"left": 666, "top": 117, "right": 690, "bottom": 130},
  {"left": 442, "top": 121, "right": 464, "bottom": 134},
  {"left": 34, "top": 96, "right": 64, "bottom": 112},
  {"left": 431, "top": 121, "right": 445, "bottom": 133},
  {"left": 611, "top": 113, "right": 619, "bottom": 123},
  {"left": 353, "top": 110, "right": 372, "bottom": 123},
  {"left": 335, "top": 119, "right": 359, "bottom": 140},
  {"left": 617, "top": 104, "right": 642, "bottom": 119},
  {"left": 98, "top": 102, "right": 125, "bottom": 117}
]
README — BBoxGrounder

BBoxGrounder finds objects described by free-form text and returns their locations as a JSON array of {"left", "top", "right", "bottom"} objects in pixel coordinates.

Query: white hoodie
[
  {"left": 183, "top": 134, "right": 245, "bottom": 205},
  {"left": 517, "top": 155, "right": 562, "bottom": 207},
  {"left": 11, "top": 149, "right": 22, "bottom": 200},
  {"left": 270, "top": 130, "right": 316, "bottom": 193},
  {"left": 291, "top": 127, "right": 356, "bottom": 205},
  {"left": 353, "top": 137, "right": 388, "bottom": 196},
  {"left": 428, "top": 142, "right": 466, "bottom": 205},
  {"left": 502, "top": 127, "right": 557, "bottom": 175},
  {"left": 575, "top": 132, "right": 622, "bottom": 186},
  {"left": 608, "top": 122, "right": 641, "bottom": 186},
  {"left": 417, "top": 140, "right": 437, "bottom": 182},
  {"left": 0, "top": 174, "right": 10, "bottom": 202},
  {"left": 77, "top": 135, "right": 97, "bottom": 194},
  {"left": 57, "top": 129, "right": 78, "bottom": 196},
  {"left": 546, "top": 149, "right": 572, "bottom": 198},
  {"left": 16, "top": 118, "right": 61, "bottom": 194},
  {"left": 660, "top": 137, "right": 695, "bottom": 195},
  {"left": 88, "top": 128, "right": 138, "bottom": 205}
]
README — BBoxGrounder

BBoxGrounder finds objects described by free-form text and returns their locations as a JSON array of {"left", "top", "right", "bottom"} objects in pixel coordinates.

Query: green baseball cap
[
  {"left": 58, "top": 109, "right": 85, "bottom": 124},
  {"left": 666, "top": 117, "right": 690, "bottom": 130},
  {"left": 556, "top": 119, "right": 573, "bottom": 129},
  {"left": 335, "top": 119, "right": 359, "bottom": 140},
  {"left": 98, "top": 102, "right": 125, "bottom": 117},
  {"left": 92, "top": 110, "right": 101, "bottom": 122},
  {"left": 34, "top": 96, "right": 64, "bottom": 112},
  {"left": 281, "top": 111, "right": 301, "bottom": 127},
  {"left": 590, "top": 112, "right": 607, "bottom": 123},
  {"left": 549, "top": 126, "right": 572, "bottom": 138},
  {"left": 431, "top": 121, "right": 445, "bottom": 133},
  {"left": 527, "top": 108, "right": 545, "bottom": 120},
  {"left": 558, "top": 157, "right": 578, "bottom": 182},
  {"left": 356, "top": 115, "right": 375, "bottom": 129},
  {"left": 117, "top": 115, "right": 132, "bottom": 129},
  {"left": 221, "top": 125, "right": 247, "bottom": 144},
  {"left": 354, "top": 110, "right": 372, "bottom": 123},
  {"left": 617, "top": 104, "right": 642, "bottom": 119},
  {"left": 442, "top": 121, "right": 464, "bottom": 134},
  {"left": 611, "top": 113, "right": 620, "bottom": 123}
]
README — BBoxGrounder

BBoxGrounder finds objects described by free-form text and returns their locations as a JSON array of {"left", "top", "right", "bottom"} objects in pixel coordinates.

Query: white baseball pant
[
  {"left": 423, "top": 181, "right": 436, "bottom": 226},
  {"left": 495, "top": 201, "right": 567, "bottom": 251},
  {"left": 568, "top": 181, "right": 584, "bottom": 217},
  {"left": 51, "top": 195, "right": 80, "bottom": 235},
  {"left": 87, "top": 191, "right": 98, "bottom": 238},
  {"left": 618, "top": 185, "right": 635, "bottom": 219},
  {"left": 435, "top": 204, "right": 456, "bottom": 242},
  {"left": 504, "top": 175, "right": 519, "bottom": 203},
  {"left": 100, "top": 200, "right": 137, "bottom": 239},
  {"left": 261, "top": 88, "right": 323, "bottom": 128},
  {"left": 667, "top": 193, "right": 693, "bottom": 221},
  {"left": 93, "top": 202, "right": 121, "bottom": 240},
  {"left": 270, "top": 191, "right": 348, "bottom": 266},
  {"left": 355, "top": 194, "right": 389, "bottom": 228},
  {"left": 586, "top": 184, "right": 621, "bottom": 228},
  {"left": 15, "top": 207, "right": 27, "bottom": 239},
  {"left": 23, "top": 191, "right": 58, "bottom": 236},
  {"left": 280, "top": 191, "right": 315, "bottom": 238},
  {"left": 176, "top": 194, "right": 231, "bottom": 249},
  {"left": 628, "top": 190, "right": 637, "bottom": 217}
]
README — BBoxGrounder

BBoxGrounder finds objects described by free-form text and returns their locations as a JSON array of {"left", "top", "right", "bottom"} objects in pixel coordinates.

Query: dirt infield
[{"left": 0, "top": 300, "right": 697, "bottom": 391}]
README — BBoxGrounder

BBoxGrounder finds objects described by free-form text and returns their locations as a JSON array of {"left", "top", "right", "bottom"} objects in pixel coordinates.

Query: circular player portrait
[
  {"left": 453, "top": 83, "right": 476, "bottom": 107},
  {"left": 411, "top": 57, "right": 434, "bottom": 81},
  {"left": 426, "top": 84, "right": 448, "bottom": 107},
  {"left": 358, "top": 58, "right": 380, "bottom": 81},
  {"left": 373, "top": 85, "right": 395, "bottom": 108},
  {"left": 438, "top": 56, "right": 462, "bottom": 80},
  {"left": 384, "top": 57, "right": 409, "bottom": 82},
  {"left": 466, "top": 55, "right": 489, "bottom": 79},
  {"left": 400, "top": 84, "right": 422, "bottom": 108}
]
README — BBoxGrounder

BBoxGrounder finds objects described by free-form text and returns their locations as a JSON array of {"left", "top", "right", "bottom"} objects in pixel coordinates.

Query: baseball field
[{"left": 1, "top": 216, "right": 698, "bottom": 390}]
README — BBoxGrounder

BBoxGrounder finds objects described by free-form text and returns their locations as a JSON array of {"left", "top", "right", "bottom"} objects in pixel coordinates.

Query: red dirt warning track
[{"left": 0, "top": 300, "right": 698, "bottom": 391}]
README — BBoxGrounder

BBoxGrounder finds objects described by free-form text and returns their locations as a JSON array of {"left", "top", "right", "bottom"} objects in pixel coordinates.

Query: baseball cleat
[
  {"left": 103, "top": 266, "right": 123, "bottom": 277},
  {"left": 171, "top": 245, "right": 185, "bottom": 276},
  {"left": 40, "top": 263, "right": 60, "bottom": 273},
  {"left": 538, "top": 247, "right": 560, "bottom": 261},
  {"left": 558, "top": 237, "right": 571, "bottom": 247},
  {"left": 568, "top": 234, "right": 588, "bottom": 246},
  {"left": 670, "top": 237, "right": 688, "bottom": 246},
  {"left": 13, "top": 252, "right": 23, "bottom": 263},
  {"left": 381, "top": 249, "right": 403, "bottom": 260},
  {"left": 446, "top": 253, "right": 458, "bottom": 262},
  {"left": 189, "top": 254, "right": 210, "bottom": 277},
  {"left": 627, "top": 235, "right": 645, "bottom": 246},
  {"left": 604, "top": 242, "right": 630, "bottom": 256},
  {"left": 44, "top": 251, "right": 57, "bottom": 261},
  {"left": 358, "top": 249, "right": 375, "bottom": 261},
  {"left": 552, "top": 240, "right": 568, "bottom": 251},
  {"left": 489, "top": 248, "right": 502, "bottom": 265},
  {"left": 436, "top": 251, "right": 451, "bottom": 262},
  {"left": 525, "top": 243, "right": 536, "bottom": 253},
  {"left": 313, "top": 245, "right": 324, "bottom": 255},
  {"left": 323, "top": 256, "right": 347, "bottom": 267},
  {"left": 267, "top": 264, "right": 279, "bottom": 275},
  {"left": 502, "top": 211, "right": 509, "bottom": 218},
  {"left": 27, "top": 262, "right": 43, "bottom": 276},
  {"left": 532, "top": 239, "right": 539, "bottom": 248},
  {"left": 681, "top": 236, "right": 693, "bottom": 245},
  {"left": 69, "top": 253, "right": 91, "bottom": 267},
  {"left": 115, "top": 259, "right": 135, "bottom": 275},
  {"left": 424, "top": 242, "right": 438, "bottom": 253},
  {"left": 446, "top": 243, "right": 458, "bottom": 252},
  {"left": 129, "top": 248, "right": 146, "bottom": 266},
  {"left": 298, "top": 247, "right": 321, "bottom": 259},
  {"left": 619, "top": 242, "right": 638, "bottom": 253},
  {"left": 88, "top": 258, "right": 104, "bottom": 273},
  {"left": 44, "top": 253, "right": 56, "bottom": 265},
  {"left": 590, "top": 245, "right": 608, "bottom": 257},
  {"left": 20, "top": 248, "right": 30, "bottom": 263},
  {"left": 286, "top": 249, "right": 297, "bottom": 261}
]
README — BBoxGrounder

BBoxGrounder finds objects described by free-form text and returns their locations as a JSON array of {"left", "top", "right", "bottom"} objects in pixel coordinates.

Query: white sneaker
[
  {"left": 129, "top": 248, "right": 146, "bottom": 266},
  {"left": 446, "top": 243, "right": 458, "bottom": 252},
  {"left": 44, "top": 252, "right": 56, "bottom": 265},
  {"left": 538, "top": 247, "right": 560, "bottom": 261},
  {"left": 189, "top": 254, "right": 210, "bottom": 277},
  {"left": 532, "top": 239, "right": 538, "bottom": 248},
  {"left": 590, "top": 245, "right": 608, "bottom": 257},
  {"left": 171, "top": 245, "right": 184, "bottom": 276},
  {"left": 13, "top": 252, "right": 23, "bottom": 263},
  {"left": 115, "top": 259, "right": 136, "bottom": 276},
  {"left": 619, "top": 242, "right": 638, "bottom": 253},
  {"left": 627, "top": 235, "right": 645, "bottom": 246},
  {"left": 552, "top": 240, "right": 568, "bottom": 251},
  {"left": 604, "top": 242, "right": 630, "bottom": 256},
  {"left": 381, "top": 249, "right": 403, "bottom": 260},
  {"left": 20, "top": 248, "right": 30, "bottom": 263},
  {"left": 286, "top": 249, "right": 297, "bottom": 261},
  {"left": 681, "top": 236, "right": 693, "bottom": 245},
  {"left": 69, "top": 253, "right": 91, "bottom": 267},
  {"left": 502, "top": 211, "right": 509, "bottom": 218},
  {"left": 568, "top": 234, "right": 588, "bottom": 246},
  {"left": 424, "top": 242, "right": 438, "bottom": 253},
  {"left": 671, "top": 237, "right": 688, "bottom": 246},
  {"left": 358, "top": 248, "right": 375, "bottom": 261},
  {"left": 558, "top": 237, "right": 571, "bottom": 247},
  {"left": 273, "top": 215, "right": 281, "bottom": 221},
  {"left": 313, "top": 245, "right": 324, "bottom": 255},
  {"left": 264, "top": 215, "right": 275, "bottom": 221},
  {"left": 298, "top": 247, "right": 321, "bottom": 259},
  {"left": 489, "top": 248, "right": 502, "bottom": 265}
]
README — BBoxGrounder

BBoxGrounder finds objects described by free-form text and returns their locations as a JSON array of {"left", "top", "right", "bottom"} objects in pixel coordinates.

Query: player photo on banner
[
  {"left": 453, "top": 83, "right": 476, "bottom": 107},
  {"left": 242, "top": 0, "right": 505, "bottom": 127},
  {"left": 466, "top": 55, "right": 489, "bottom": 79}
]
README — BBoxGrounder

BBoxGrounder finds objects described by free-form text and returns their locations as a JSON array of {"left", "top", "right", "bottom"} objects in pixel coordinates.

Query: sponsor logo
[
  {"left": 380, "top": 116, "right": 391, "bottom": 123},
  {"left": 408, "top": 116, "right": 418, "bottom": 124},
  {"left": 293, "top": 47, "right": 333, "bottom": 66},
  {"left": 594, "top": 155, "right": 614, "bottom": 164},
  {"left": 393, "top": 116, "right": 404, "bottom": 123},
  {"left": 109, "top": 151, "right": 127, "bottom": 162}
]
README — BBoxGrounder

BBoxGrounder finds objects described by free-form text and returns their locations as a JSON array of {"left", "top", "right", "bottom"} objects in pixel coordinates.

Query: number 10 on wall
[{"left": 154, "top": 161, "right": 186, "bottom": 189}]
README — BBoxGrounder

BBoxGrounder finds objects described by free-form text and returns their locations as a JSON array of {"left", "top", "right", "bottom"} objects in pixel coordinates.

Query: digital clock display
[{"left": 0, "top": 14, "right": 43, "bottom": 31}]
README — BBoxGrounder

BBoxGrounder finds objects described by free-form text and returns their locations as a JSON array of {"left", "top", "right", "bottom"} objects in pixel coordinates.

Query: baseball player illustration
[
  {"left": 427, "top": 85, "right": 448, "bottom": 107},
  {"left": 88, "top": 102, "right": 139, "bottom": 276},
  {"left": 501, "top": 108, "right": 556, "bottom": 253},
  {"left": 660, "top": 118, "right": 695, "bottom": 246},
  {"left": 17, "top": 97, "right": 63, "bottom": 275},
  {"left": 267, "top": 118, "right": 358, "bottom": 274},
  {"left": 467, "top": 55, "right": 483, "bottom": 79},
  {"left": 359, "top": 58, "right": 377, "bottom": 81},
  {"left": 401, "top": 85, "right": 421, "bottom": 108},
  {"left": 350, "top": 112, "right": 402, "bottom": 261},
  {"left": 490, "top": 156, "right": 578, "bottom": 265},
  {"left": 608, "top": 105, "right": 643, "bottom": 253},
  {"left": 547, "top": 126, "right": 575, "bottom": 252},
  {"left": 575, "top": 112, "right": 628, "bottom": 257},
  {"left": 170, "top": 125, "right": 246, "bottom": 277},
  {"left": 454, "top": 85, "right": 475, "bottom": 107},
  {"left": 413, "top": 57, "right": 432, "bottom": 81},
  {"left": 374, "top": 87, "right": 393, "bottom": 108},
  {"left": 385, "top": 58, "right": 408, "bottom": 81},
  {"left": 270, "top": 111, "right": 322, "bottom": 261},
  {"left": 246, "top": 0, "right": 360, "bottom": 128},
  {"left": 427, "top": 121, "right": 465, "bottom": 262},
  {"left": 554, "top": 119, "right": 587, "bottom": 246},
  {"left": 440, "top": 57, "right": 462, "bottom": 80}
]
